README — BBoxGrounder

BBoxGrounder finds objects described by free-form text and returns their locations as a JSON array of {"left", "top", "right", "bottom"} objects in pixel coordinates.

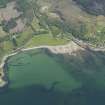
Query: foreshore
[
  {"left": 1, "top": 38, "right": 105, "bottom": 88},
  {"left": 0, "top": 52, "right": 18, "bottom": 87},
  {"left": 0, "top": 41, "right": 84, "bottom": 88}
]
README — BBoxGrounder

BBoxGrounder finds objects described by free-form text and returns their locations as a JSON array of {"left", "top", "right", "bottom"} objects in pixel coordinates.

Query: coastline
[
  {"left": 0, "top": 41, "right": 84, "bottom": 88},
  {"left": 0, "top": 52, "right": 19, "bottom": 88},
  {"left": 1, "top": 38, "right": 105, "bottom": 88}
]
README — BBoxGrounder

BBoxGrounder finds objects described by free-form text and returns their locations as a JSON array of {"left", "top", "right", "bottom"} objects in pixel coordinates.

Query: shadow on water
[
  {"left": 0, "top": 84, "right": 105, "bottom": 105},
  {"left": 1, "top": 49, "right": 105, "bottom": 105},
  {"left": 45, "top": 50, "right": 105, "bottom": 105},
  {"left": 53, "top": 50, "right": 105, "bottom": 84}
]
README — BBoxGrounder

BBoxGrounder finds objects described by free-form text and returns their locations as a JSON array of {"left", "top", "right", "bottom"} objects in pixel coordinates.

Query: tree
[{"left": 12, "top": 36, "right": 17, "bottom": 47}]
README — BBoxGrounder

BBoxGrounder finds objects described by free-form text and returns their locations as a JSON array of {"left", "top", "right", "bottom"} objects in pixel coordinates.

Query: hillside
[
  {"left": 0, "top": 1, "right": 105, "bottom": 105},
  {"left": 74, "top": 0, "right": 105, "bottom": 15},
  {"left": 41, "top": 0, "right": 105, "bottom": 47},
  {"left": 0, "top": 0, "right": 105, "bottom": 63}
]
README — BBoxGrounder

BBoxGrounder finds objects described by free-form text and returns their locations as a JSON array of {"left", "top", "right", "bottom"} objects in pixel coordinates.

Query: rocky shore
[
  {"left": 0, "top": 41, "right": 84, "bottom": 88},
  {"left": 1, "top": 37, "right": 105, "bottom": 88}
]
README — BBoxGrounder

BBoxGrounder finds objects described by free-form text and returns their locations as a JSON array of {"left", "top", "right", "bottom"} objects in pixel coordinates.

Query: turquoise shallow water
[
  {"left": 0, "top": 49, "right": 105, "bottom": 105},
  {"left": 7, "top": 49, "right": 80, "bottom": 91}
]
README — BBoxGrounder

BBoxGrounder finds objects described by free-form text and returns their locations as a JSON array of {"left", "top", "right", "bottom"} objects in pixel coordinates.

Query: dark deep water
[{"left": 0, "top": 49, "right": 105, "bottom": 105}]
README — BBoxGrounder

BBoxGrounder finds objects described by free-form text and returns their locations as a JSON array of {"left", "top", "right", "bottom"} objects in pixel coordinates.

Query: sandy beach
[
  {"left": 1, "top": 37, "right": 105, "bottom": 88},
  {"left": 0, "top": 41, "right": 84, "bottom": 87}
]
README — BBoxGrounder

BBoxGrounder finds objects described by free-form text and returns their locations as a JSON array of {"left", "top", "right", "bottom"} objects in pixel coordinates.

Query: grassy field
[
  {"left": 26, "top": 34, "right": 69, "bottom": 47},
  {"left": 1, "top": 0, "right": 105, "bottom": 63},
  {"left": 40, "top": 0, "right": 105, "bottom": 47}
]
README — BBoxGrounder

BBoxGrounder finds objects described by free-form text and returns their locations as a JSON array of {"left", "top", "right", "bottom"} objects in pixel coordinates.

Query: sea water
[{"left": 0, "top": 49, "right": 105, "bottom": 105}]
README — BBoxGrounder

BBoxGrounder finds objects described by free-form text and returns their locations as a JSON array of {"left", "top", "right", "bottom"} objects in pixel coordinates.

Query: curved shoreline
[
  {"left": 1, "top": 38, "right": 105, "bottom": 88},
  {"left": 0, "top": 41, "right": 84, "bottom": 88},
  {"left": 0, "top": 52, "right": 19, "bottom": 87}
]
